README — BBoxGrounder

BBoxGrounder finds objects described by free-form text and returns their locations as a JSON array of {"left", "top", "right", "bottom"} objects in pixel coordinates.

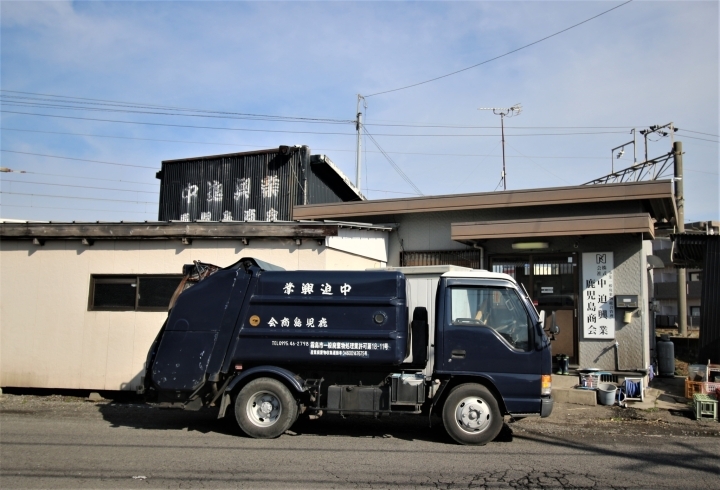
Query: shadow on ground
[{"left": 97, "top": 401, "right": 514, "bottom": 445}]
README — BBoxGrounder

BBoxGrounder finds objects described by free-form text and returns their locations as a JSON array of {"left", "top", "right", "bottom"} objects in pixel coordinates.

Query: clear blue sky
[{"left": 1, "top": 1, "right": 718, "bottom": 222}]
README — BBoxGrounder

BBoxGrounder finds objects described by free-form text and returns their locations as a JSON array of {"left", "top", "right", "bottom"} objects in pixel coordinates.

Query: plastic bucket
[{"left": 597, "top": 383, "right": 617, "bottom": 406}]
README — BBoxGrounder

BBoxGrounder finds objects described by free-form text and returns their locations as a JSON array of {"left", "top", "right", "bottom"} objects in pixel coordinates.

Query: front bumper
[{"left": 540, "top": 395, "right": 554, "bottom": 418}]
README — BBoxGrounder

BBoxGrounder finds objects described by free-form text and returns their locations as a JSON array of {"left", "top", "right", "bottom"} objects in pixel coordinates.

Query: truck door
[{"left": 437, "top": 280, "right": 543, "bottom": 413}]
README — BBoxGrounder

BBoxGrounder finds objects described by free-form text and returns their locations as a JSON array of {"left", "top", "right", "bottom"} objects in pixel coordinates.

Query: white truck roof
[
  {"left": 441, "top": 269, "right": 517, "bottom": 283},
  {"left": 369, "top": 265, "right": 516, "bottom": 284}
]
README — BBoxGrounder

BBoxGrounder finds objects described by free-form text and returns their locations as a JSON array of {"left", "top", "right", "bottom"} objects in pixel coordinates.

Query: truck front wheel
[
  {"left": 235, "top": 378, "right": 298, "bottom": 439},
  {"left": 441, "top": 383, "right": 502, "bottom": 446}
]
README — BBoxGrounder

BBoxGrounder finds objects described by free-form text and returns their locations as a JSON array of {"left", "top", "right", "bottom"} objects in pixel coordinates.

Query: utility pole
[
  {"left": 355, "top": 94, "right": 365, "bottom": 189},
  {"left": 478, "top": 104, "right": 522, "bottom": 191},
  {"left": 674, "top": 141, "right": 687, "bottom": 337}
]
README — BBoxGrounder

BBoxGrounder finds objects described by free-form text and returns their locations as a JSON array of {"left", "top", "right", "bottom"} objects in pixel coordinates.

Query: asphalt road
[{"left": 1, "top": 396, "right": 718, "bottom": 489}]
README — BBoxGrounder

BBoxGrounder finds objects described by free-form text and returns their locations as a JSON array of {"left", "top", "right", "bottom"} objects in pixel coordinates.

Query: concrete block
[
  {"left": 568, "top": 389, "right": 597, "bottom": 406},
  {"left": 553, "top": 389, "right": 570, "bottom": 403},
  {"left": 88, "top": 392, "right": 103, "bottom": 402}
]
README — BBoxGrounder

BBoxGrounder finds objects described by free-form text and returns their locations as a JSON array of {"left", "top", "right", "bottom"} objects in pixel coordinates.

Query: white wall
[{"left": 0, "top": 238, "right": 383, "bottom": 391}]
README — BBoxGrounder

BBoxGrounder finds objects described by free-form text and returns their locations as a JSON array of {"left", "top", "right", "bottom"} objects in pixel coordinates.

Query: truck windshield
[{"left": 450, "top": 287, "right": 530, "bottom": 351}]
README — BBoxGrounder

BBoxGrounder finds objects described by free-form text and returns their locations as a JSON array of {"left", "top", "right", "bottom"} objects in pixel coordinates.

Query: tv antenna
[{"left": 478, "top": 103, "right": 522, "bottom": 191}]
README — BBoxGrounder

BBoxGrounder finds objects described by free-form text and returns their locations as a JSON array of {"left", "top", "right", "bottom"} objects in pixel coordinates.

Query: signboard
[{"left": 582, "top": 252, "right": 615, "bottom": 339}]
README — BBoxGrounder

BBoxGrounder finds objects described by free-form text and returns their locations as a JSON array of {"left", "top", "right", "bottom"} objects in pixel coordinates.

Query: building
[
  {"left": 1, "top": 149, "right": 679, "bottom": 391},
  {"left": 651, "top": 221, "right": 719, "bottom": 331},
  {"left": 294, "top": 180, "right": 676, "bottom": 372}
]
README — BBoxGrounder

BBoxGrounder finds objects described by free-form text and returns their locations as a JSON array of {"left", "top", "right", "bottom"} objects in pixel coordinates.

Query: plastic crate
[
  {"left": 685, "top": 379, "right": 720, "bottom": 399},
  {"left": 692, "top": 393, "right": 718, "bottom": 421},
  {"left": 577, "top": 373, "right": 600, "bottom": 390},
  {"left": 702, "top": 382, "right": 720, "bottom": 395},
  {"left": 709, "top": 364, "right": 720, "bottom": 383}
]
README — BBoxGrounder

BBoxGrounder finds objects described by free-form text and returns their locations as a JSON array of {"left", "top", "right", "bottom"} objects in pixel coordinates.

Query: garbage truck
[{"left": 142, "top": 257, "right": 555, "bottom": 445}]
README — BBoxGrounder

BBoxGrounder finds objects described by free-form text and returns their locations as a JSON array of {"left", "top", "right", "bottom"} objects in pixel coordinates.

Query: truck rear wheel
[
  {"left": 235, "top": 378, "right": 298, "bottom": 439},
  {"left": 441, "top": 383, "right": 502, "bottom": 446}
]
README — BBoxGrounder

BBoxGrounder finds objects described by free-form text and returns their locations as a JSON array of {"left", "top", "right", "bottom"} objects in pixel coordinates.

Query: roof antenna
[{"left": 478, "top": 104, "right": 522, "bottom": 191}]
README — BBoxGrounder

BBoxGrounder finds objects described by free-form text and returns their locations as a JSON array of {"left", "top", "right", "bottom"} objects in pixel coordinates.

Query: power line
[
  {"left": 1, "top": 179, "right": 157, "bottom": 194},
  {"left": 1, "top": 110, "right": 358, "bottom": 136},
  {"left": 364, "top": 0, "right": 634, "bottom": 97},
  {"left": 5, "top": 90, "right": 716, "bottom": 138},
  {"left": 0, "top": 111, "right": 630, "bottom": 137},
  {"left": 0, "top": 191, "right": 157, "bottom": 205},
  {"left": 676, "top": 134, "right": 719, "bottom": 143},
  {"left": 2, "top": 95, "right": 640, "bottom": 130},
  {"left": 0, "top": 127, "right": 612, "bottom": 159},
  {"left": 9, "top": 170, "right": 157, "bottom": 186},
  {"left": 0, "top": 90, "right": 352, "bottom": 124},
  {"left": 0, "top": 204, "right": 155, "bottom": 215},
  {"left": 677, "top": 128, "right": 719, "bottom": 138},
  {"left": 362, "top": 128, "right": 423, "bottom": 196},
  {"left": 0, "top": 100, "right": 354, "bottom": 126},
  {"left": 1, "top": 149, "right": 158, "bottom": 170}
]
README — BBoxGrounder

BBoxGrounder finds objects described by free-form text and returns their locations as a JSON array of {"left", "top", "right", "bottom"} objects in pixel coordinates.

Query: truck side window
[{"left": 450, "top": 287, "right": 531, "bottom": 351}]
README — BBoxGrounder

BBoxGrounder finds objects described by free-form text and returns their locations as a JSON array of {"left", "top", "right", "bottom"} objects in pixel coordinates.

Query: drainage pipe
[{"left": 614, "top": 341, "right": 620, "bottom": 371}]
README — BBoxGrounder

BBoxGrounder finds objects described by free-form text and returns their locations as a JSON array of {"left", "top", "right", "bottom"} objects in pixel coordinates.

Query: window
[
  {"left": 690, "top": 306, "right": 701, "bottom": 317},
  {"left": 401, "top": 250, "right": 482, "bottom": 269},
  {"left": 89, "top": 275, "right": 183, "bottom": 311},
  {"left": 450, "top": 287, "right": 531, "bottom": 351},
  {"left": 689, "top": 272, "right": 701, "bottom": 282}
]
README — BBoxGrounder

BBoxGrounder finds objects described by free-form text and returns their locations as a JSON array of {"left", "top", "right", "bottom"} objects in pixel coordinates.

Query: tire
[
  {"left": 441, "top": 383, "right": 502, "bottom": 446},
  {"left": 234, "top": 378, "right": 298, "bottom": 439}
]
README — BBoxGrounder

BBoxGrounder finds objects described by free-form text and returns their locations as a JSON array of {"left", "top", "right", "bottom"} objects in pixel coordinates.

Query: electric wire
[
  {"left": 674, "top": 134, "right": 719, "bottom": 143},
  {"left": 1, "top": 179, "right": 157, "bottom": 194},
  {"left": 3, "top": 90, "right": 716, "bottom": 138},
  {"left": 0, "top": 127, "right": 612, "bottom": 159},
  {"left": 0, "top": 100, "right": 354, "bottom": 126},
  {"left": 1, "top": 149, "right": 158, "bottom": 170},
  {"left": 0, "top": 191, "right": 157, "bottom": 205},
  {"left": 0, "top": 111, "right": 631, "bottom": 137},
  {"left": 0, "top": 91, "right": 352, "bottom": 124},
  {"left": 677, "top": 128, "right": 719, "bottom": 138},
  {"left": 364, "top": 1, "right": 634, "bottom": 97},
  {"left": 0, "top": 170, "right": 158, "bottom": 186},
  {"left": 505, "top": 142, "right": 571, "bottom": 185},
  {"left": 0, "top": 204, "right": 155, "bottom": 215},
  {"left": 362, "top": 128, "right": 423, "bottom": 196}
]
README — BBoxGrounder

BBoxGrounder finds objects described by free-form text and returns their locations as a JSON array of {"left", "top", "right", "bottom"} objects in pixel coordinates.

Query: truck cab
[{"left": 143, "top": 259, "right": 553, "bottom": 446}]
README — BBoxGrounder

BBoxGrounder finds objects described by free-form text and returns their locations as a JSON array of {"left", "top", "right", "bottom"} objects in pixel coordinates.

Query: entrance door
[{"left": 490, "top": 254, "right": 578, "bottom": 364}]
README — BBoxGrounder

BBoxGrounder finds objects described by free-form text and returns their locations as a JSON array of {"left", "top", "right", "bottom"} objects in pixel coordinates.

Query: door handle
[{"left": 451, "top": 349, "right": 466, "bottom": 359}]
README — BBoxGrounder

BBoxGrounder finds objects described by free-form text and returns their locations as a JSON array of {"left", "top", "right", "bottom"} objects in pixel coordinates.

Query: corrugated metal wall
[{"left": 157, "top": 146, "right": 357, "bottom": 222}]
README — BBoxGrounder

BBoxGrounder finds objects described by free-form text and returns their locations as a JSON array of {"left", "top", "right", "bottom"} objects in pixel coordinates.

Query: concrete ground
[{"left": 551, "top": 374, "right": 695, "bottom": 412}]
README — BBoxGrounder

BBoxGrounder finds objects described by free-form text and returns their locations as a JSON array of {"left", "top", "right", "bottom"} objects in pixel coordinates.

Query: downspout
[
  {"left": 473, "top": 242, "right": 485, "bottom": 269},
  {"left": 301, "top": 146, "right": 310, "bottom": 206},
  {"left": 614, "top": 341, "right": 620, "bottom": 371}
]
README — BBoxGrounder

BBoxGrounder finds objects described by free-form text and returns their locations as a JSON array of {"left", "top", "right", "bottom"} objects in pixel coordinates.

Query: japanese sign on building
[{"left": 582, "top": 252, "right": 615, "bottom": 339}]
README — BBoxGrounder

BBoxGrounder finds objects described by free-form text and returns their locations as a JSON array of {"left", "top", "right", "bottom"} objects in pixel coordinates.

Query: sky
[{"left": 1, "top": 0, "right": 718, "bottom": 223}]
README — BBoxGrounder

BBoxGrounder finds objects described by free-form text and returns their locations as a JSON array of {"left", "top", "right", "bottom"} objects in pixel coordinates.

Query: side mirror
[{"left": 550, "top": 324, "right": 560, "bottom": 335}]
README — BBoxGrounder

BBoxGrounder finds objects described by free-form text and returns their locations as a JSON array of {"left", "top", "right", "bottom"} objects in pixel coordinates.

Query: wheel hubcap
[
  {"left": 246, "top": 391, "right": 282, "bottom": 427},
  {"left": 455, "top": 396, "right": 491, "bottom": 433}
]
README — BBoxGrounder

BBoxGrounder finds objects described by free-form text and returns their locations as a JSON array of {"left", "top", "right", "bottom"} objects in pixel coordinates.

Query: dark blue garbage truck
[{"left": 143, "top": 257, "right": 554, "bottom": 445}]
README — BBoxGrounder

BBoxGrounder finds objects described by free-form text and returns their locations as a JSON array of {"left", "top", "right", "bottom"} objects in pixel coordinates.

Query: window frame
[
  {"left": 88, "top": 274, "right": 183, "bottom": 312},
  {"left": 447, "top": 285, "right": 534, "bottom": 352}
]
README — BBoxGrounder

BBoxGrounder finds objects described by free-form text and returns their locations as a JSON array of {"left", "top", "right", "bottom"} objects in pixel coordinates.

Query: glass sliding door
[{"left": 491, "top": 254, "right": 578, "bottom": 364}]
